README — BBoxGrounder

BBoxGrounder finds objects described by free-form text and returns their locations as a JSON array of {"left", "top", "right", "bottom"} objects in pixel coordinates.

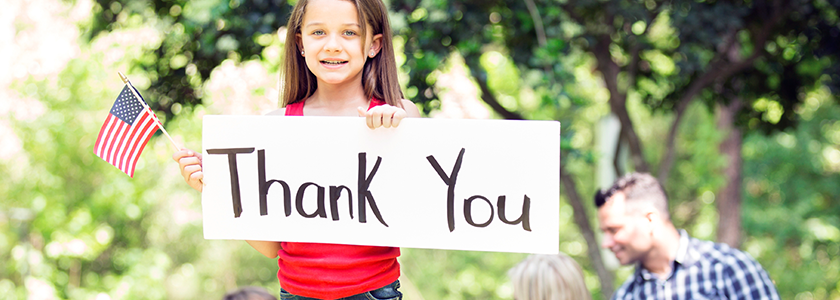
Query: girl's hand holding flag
[{"left": 172, "top": 149, "right": 203, "bottom": 192}]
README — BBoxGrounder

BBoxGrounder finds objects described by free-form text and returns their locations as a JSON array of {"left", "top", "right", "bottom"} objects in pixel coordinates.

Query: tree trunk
[
  {"left": 463, "top": 54, "right": 525, "bottom": 120},
  {"left": 592, "top": 35, "right": 650, "bottom": 174},
  {"left": 715, "top": 99, "right": 743, "bottom": 248},
  {"left": 561, "top": 166, "right": 615, "bottom": 298}
]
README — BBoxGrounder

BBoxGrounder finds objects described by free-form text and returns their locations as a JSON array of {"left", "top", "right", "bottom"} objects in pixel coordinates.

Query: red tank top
[{"left": 278, "top": 98, "right": 400, "bottom": 299}]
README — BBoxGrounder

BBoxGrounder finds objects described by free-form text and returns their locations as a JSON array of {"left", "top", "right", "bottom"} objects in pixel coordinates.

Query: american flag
[{"left": 94, "top": 85, "right": 160, "bottom": 177}]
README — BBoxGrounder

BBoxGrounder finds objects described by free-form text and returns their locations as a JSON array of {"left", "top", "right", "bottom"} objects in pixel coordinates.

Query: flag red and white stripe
[{"left": 94, "top": 85, "right": 160, "bottom": 177}]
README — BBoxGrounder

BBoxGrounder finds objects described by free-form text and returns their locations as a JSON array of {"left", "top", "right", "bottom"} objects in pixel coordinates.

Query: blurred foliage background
[{"left": 2, "top": 0, "right": 839, "bottom": 299}]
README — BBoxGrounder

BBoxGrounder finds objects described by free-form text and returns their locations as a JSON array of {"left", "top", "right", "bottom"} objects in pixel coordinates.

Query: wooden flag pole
[{"left": 118, "top": 72, "right": 181, "bottom": 152}]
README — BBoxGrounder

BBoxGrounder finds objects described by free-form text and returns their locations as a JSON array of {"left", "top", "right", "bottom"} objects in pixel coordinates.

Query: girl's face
[{"left": 298, "top": 0, "right": 382, "bottom": 87}]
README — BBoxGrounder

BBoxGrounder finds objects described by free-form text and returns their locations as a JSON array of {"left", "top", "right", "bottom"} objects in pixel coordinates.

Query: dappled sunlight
[
  {"left": 0, "top": 0, "right": 88, "bottom": 83},
  {"left": 26, "top": 277, "right": 58, "bottom": 300},
  {"left": 168, "top": 192, "right": 203, "bottom": 226},
  {"left": 431, "top": 56, "right": 490, "bottom": 119},
  {"left": 90, "top": 28, "right": 162, "bottom": 68},
  {"left": 0, "top": 0, "right": 91, "bottom": 168},
  {"left": 0, "top": 119, "right": 25, "bottom": 161},
  {"left": 204, "top": 59, "right": 280, "bottom": 115},
  {"left": 2, "top": 89, "right": 48, "bottom": 122},
  {"left": 822, "top": 147, "right": 840, "bottom": 172}
]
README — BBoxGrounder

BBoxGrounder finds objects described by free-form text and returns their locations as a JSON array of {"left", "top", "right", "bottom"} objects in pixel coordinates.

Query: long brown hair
[{"left": 281, "top": 0, "right": 404, "bottom": 108}]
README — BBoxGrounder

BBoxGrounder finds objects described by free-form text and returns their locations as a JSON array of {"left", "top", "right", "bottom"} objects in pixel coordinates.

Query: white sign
[{"left": 202, "top": 116, "right": 560, "bottom": 254}]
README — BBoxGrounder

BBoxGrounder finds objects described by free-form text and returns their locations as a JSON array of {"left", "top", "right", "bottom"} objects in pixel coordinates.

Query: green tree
[
  {"left": 1, "top": 1, "right": 284, "bottom": 298},
  {"left": 86, "top": 0, "right": 294, "bottom": 123},
  {"left": 7, "top": 0, "right": 835, "bottom": 298},
  {"left": 389, "top": 0, "right": 840, "bottom": 297},
  {"left": 741, "top": 88, "right": 840, "bottom": 299}
]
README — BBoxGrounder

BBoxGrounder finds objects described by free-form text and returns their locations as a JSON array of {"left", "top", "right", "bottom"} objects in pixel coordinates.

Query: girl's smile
[{"left": 320, "top": 59, "right": 349, "bottom": 68}]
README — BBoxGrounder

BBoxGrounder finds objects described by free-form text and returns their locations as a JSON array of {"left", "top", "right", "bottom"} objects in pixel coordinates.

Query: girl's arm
[
  {"left": 174, "top": 149, "right": 283, "bottom": 258},
  {"left": 175, "top": 112, "right": 287, "bottom": 259},
  {"left": 246, "top": 240, "right": 282, "bottom": 258}
]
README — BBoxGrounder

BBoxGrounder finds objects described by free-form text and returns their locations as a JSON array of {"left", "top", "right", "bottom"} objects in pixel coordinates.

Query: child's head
[
  {"left": 282, "top": 0, "right": 403, "bottom": 107},
  {"left": 508, "top": 253, "right": 591, "bottom": 300}
]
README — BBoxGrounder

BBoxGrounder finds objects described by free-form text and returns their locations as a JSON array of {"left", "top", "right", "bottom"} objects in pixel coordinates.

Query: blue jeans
[{"left": 279, "top": 280, "right": 402, "bottom": 300}]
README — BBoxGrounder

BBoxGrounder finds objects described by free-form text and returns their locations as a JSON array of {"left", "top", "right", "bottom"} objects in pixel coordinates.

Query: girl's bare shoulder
[{"left": 401, "top": 99, "right": 421, "bottom": 118}]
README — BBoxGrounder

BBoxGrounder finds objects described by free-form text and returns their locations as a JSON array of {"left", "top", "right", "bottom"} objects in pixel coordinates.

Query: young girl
[{"left": 173, "top": 0, "right": 420, "bottom": 299}]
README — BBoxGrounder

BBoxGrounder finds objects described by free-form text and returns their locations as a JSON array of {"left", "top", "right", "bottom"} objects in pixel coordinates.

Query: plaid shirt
[{"left": 612, "top": 230, "right": 780, "bottom": 300}]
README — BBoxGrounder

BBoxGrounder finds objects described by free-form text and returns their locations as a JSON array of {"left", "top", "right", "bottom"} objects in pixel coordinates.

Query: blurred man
[{"left": 595, "top": 172, "right": 779, "bottom": 300}]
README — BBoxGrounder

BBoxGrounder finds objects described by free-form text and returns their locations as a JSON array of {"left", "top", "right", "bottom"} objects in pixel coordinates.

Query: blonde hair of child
[{"left": 508, "top": 254, "right": 592, "bottom": 300}]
